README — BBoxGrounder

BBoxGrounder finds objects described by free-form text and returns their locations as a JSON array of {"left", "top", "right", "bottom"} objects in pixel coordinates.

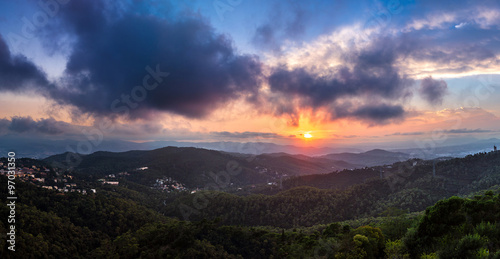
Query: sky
[{"left": 0, "top": 0, "right": 499, "bottom": 152}]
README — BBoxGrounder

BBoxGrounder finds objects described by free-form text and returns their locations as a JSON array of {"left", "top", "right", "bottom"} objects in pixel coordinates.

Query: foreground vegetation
[
  {"left": 2, "top": 151, "right": 500, "bottom": 257},
  {"left": 163, "top": 152, "right": 500, "bottom": 228},
  {"left": 2, "top": 175, "right": 500, "bottom": 258}
]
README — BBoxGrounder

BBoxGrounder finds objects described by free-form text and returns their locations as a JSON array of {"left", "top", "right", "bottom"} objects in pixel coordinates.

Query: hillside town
[
  {"left": 151, "top": 176, "right": 190, "bottom": 193},
  {"left": 0, "top": 158, "right": 96, "bottom": 194}
]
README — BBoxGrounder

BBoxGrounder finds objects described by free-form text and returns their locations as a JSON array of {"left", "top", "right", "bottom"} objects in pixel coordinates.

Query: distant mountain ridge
[
  {"left": 2, "top": 134, "right": 498, "bottom": 159},
  {"left": 320, "top": 149, "right": 410, "bottom": 167},
  {"left": 0, "top": 136, "right": 350, "bottom": 158}
]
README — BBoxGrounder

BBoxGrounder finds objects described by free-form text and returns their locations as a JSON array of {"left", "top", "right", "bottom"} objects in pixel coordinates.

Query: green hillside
[
  {"left": 43, "top": 146, "right": 360, "bottom": 189},
  {"left": 3, "top": 150, "right": 500, "bottom": 258},
  {"left": 163, "top": 151, "right": 500, "bottom": 228},
  {"left": 3, "top": 173, "right": 500, "bottom": 258}
]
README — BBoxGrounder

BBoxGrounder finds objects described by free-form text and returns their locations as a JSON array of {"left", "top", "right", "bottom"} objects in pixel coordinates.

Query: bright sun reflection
[{"left": 303, "top": 133, "right": 313, "bottom": 139}]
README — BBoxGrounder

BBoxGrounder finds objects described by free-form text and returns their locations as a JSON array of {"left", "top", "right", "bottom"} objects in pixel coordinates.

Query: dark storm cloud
[
  {"left": 419, "top": 76, "right": 448, "bottom": 106},
  {"left": 0, "top": 35, "right": 50, "bottom": 92},
  {"left": 4, "top": 0, "right": 496, "bottom": 127},
  {"left": 7, "top": 116, "right": 68, "bottom": 135},
  {"left": 0, "top": 116, "right": 169, "bottom": 137},
  {"left": 211, "top": 131, "right": 284, "bottom": 139},
  {"left": 43, "top": 0, "right": 262, "bottom": 119},
  {"left": 265, "top": 37, "right": 414, "bottom": 124},
  {"left": 0, "top": 118, "right": 9, "bottom": 134},
  {"left": 352, "top": 104, "right": 405, "bottom": 122}
]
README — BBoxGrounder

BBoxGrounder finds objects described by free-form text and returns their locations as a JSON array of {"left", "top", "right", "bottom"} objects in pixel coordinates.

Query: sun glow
[{"left": 303, "top": 133, "right": 313, "bottom": 138}]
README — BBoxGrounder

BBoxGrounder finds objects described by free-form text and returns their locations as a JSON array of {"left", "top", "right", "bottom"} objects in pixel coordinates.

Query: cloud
[
  {"left": 0, "top": 35, "right": 50, "bottom": 92},
  {"left": 211, "top": 131, "right": 284, "bottom": 139},
  {"left": 1, "top": 0, "right": 498, "bottom": 129},
  {"left": 404, "top": 1, "right": 500, "bottom": 30},
  {"left": 455, "top": 22, "right": 468, "bottom": 29},
  {"left": 41, "top": 1, "right": 416, "bottom": 126},
  {"left": 332, "top": 134, "right": 359, "bottom": 139},
  {"left": 262, "top": 36, "right": 413, "bottom": 125},
  {"left": 5, "top": 116, "right": 70, "bottom": 135},
  {"left": 252, "top": 24, "right": 279, "bottom": 52},
  {"left": 385, "top": 128, "right": 493, "bottom": 137},
  {"left": 386, "top": 132, "right": 425, "bottom": 136},
  {"left": 352, "top": 104, "right": 405, "bottom": 124},
  {"left": 445, "top": 128, "right": 493, "bottom": 134},
  {"left": 256, "top": 1, "right": 499, "bottom": 126},
  {"left": 397, "top": 5, "right": 500, "bottom": 78},
  {"left": 419, "top": 76, "right": 448, "bottom": 105},
  {"left": 0, "top": 116, "right": 184, "bottom": 141},
  {"left": 251, "top": 2, "right": 309, "bottom": 53},
  {"left": 40, "top": 0, "right": 263, "bottom": 119},
  {"left": 0, "top": 118, "right": 9, "bottom": 134},
  {"left": 284, "top": 6, "right": 308, "bottom": 38},
  {"left": 269, "top": 3, "right": 500, "bottom": 80},
  {"left": 405, "top": 13, "right": 457, "bottom": 31}
]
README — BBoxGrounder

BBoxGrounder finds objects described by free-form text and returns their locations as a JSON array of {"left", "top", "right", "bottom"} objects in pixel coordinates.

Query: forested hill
[
  {"left": 3, "top": 167, "right": 500, "bottom": 257},
  {"left": 274, "top": 150, "right": 500, "bottom": 193},
  {"left": 42, "top": 146, "right": 358, "bottom": 188},
  {"left": 163, "top": 151, "right": 500, "bottom": 228}
]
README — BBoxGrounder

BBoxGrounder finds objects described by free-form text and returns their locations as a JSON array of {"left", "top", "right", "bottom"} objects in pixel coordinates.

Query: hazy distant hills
[
  {"left": 253, "top": 153, "right": 359, "bottom": 175},
  {"left": 320, "top": 149, "right": 411, "bottom": 167},
  {"left": 0, "top": 136, "right": 345, "bottom": 158},
  {"left": 2, "top": 134, "right": 498, "bottom": 159},
  {"left": 394, "top": 137, "right": 500, "bottom": 159}
]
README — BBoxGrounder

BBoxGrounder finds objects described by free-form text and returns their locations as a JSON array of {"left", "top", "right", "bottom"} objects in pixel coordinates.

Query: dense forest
[
  {"left": 3, "top": 175, "right": 500, "bottom": 258},
  {"left": 162, "top": 152, "right": 500, "bottom": 228},
  {"left": 2, "top": 150, "right": 500, "bottom": 258}
]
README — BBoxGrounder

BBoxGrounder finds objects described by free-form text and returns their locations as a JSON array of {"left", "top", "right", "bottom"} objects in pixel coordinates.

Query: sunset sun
[{"left": 303, "top": 133, "right": 313, "bottom": 139}]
